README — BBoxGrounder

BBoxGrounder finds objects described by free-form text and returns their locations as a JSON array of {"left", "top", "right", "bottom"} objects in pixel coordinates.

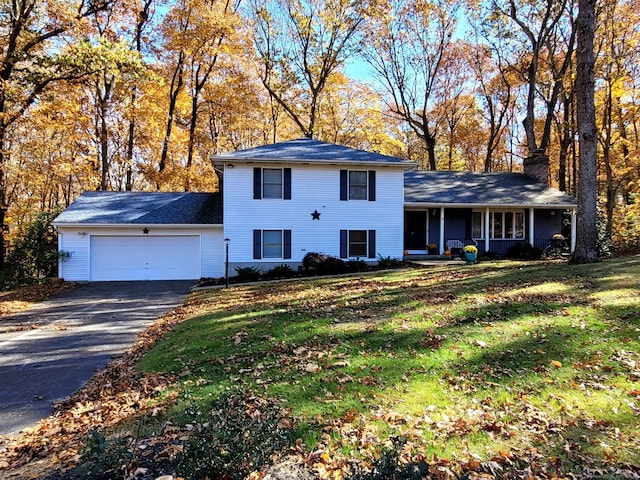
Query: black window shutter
[
  {"left": 368, "top": 230, "right": 376, "bottom": 258},
  {"left": 368, "top": 170, "right": 376, "bottom": 201},
  {"left": 340, "top": 230, "right": 348, "bottom": 258},
  {"left": 253, "top": 230, "right": 262, "bottom": 259},
  {"left": 253, "top": 168, "right": 262, "bottom": 199},
  {"left": 340, "top": 170, "right": 348, "bottom": 201},
  {"left": 283, "top": 168, "right": 292, "bottom": 199},
  {"left": 283, "top": 230, "right": 292, "bottom": 259}
]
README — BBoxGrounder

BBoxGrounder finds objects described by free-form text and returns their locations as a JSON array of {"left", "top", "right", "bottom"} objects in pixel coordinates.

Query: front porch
[{"left": 404, "top": 207, "right": 576, "bottom": 257}]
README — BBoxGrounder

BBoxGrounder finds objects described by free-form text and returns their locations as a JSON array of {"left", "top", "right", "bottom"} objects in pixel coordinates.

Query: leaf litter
[{"left": 1, "top": 259, "right": 640, "bottom": 479}]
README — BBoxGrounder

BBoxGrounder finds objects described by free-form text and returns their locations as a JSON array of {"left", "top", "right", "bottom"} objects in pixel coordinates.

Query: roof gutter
[
  {"left": 212, "top": 157, "right": 418, "bottom": 170},
  {"left": 404, "top": 202, "right": 578, "bottom": 209},
  {"left": 53, "top": 223, "right": 223, "bottom": 229}
]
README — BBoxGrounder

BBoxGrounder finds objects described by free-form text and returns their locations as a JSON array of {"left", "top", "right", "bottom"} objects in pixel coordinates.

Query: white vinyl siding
[
  {"left": 57, "top": 232, "right": 89, "bottom": 281},
  {"left": 224, "top": 163, "right": 404, "bottom": 264}
]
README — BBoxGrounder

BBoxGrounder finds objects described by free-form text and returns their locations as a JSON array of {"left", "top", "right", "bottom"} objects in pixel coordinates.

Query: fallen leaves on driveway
[
  {"left": 0, "top": 280, "right": 75, "bottom": 316},
  {"left": 0, "top": 299, "right": 200, "bottom": 479}
]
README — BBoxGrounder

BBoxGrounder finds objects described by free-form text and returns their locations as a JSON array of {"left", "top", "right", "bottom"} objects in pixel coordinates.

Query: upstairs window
[
  {"left": 254, "top": 167, "right": 291, "bottom": 199},
  {"left": 349, "top": 171, "right": 368, "bottom": 200},
  {"left": 340, "top": 170, "right": 376, "bottom": 201}
]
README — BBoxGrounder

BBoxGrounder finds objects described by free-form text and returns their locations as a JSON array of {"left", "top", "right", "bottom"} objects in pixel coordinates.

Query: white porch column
[
  {"left": 485, "top": 207, "right": 490, "bottom": 253},
  {"left": 439, "top": 207, "right": 445, "bottom": 254},
  {"left": 529, "top": 208, "right": 535, "bottom": 247},
  {"left": 570, "top": 208, "right": 577, "bottom": 252}
]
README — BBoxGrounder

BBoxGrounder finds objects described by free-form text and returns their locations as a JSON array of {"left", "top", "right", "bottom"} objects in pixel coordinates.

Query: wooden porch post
[
  {"left": 439, "top": 207, "right": 445, "bottom": 254},
  {"left": 571, "top": 208, "right": 577, "bottom": 252},
  {"left": 485, "top": 207, "right": 490, "bottom": 253},
  {"left": 529, "top": 208, "right": 535, "bottom": 247}
]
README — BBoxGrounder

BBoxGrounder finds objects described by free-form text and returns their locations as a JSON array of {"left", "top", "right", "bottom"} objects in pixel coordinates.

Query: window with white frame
[
  {"left": 348, "top": 230, "right": 367, "bottom": 257},
  {"left": 472, "top": 211, "right": 484, "bottom": 238},
  {"left": 339, "top": 229, "right": 376, "bottom": 258},
  {"left": 262, "top": 230, "right": 283, "bottom": 258},
  {"left": 472, "top": 210, "right": 525, "bottom": 239},
  {"left": 340, "top": 170, "right": 376, "bottom": 201},
  {"left": 253, "top": 167, "right": 291, "bottom": 199},
  {"left": 253, "top": 229, "right": 292, "bottom": 259},
  {"left": 349, "top": 171, "right": 368, "bottom": 200},
  {"left": 262, "top": 168, "right": 283, "bottom": 199}
]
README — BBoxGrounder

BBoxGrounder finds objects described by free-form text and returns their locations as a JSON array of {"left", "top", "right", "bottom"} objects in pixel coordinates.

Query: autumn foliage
[{"left": 0, "top": 0, "right": 639, "bottom": 263}]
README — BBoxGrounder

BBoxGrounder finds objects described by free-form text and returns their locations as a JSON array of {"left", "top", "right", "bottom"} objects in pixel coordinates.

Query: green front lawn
[{"left": 139, "top": 256, "right": 640, "bottom": 476}]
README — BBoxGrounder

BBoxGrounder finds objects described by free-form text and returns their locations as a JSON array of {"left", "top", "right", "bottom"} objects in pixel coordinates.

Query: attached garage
[
  {"left": 89, "top": 235, "right": 201, "bottom": 281},
  {"left": 54, "top": 192, "right": 224, "bottom": 282}
]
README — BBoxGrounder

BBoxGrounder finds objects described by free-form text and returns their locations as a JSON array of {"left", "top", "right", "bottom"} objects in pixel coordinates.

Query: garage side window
[
  {"left": 253, "top": 230, "right": 292, "bottom": 259},
  {"left": 254, "top": 168, "right": 292, "bottom": 199}
]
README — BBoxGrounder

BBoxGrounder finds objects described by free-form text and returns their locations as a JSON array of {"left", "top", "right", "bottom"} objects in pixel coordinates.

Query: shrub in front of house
[
  {"left": 302, "top": 252, "right": 347, "bottom": 275},
  {"left": 234, "top": 266, "right": 262, "bottom": 282},
  {"left": 346, "top": 258, "right": 369, "bottom": 272},
  {"left": 265, "top": 264, "right": 296, "bottom": 279},
  {"left": 505, "top": 243, "right": 543, "bottom": 260},
  {"left": 376, "top": 255, "right": 404, "bottom": 269}
]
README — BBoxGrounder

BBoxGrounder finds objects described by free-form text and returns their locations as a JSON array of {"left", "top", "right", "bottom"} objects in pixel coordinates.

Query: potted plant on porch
[
  {"left": 427, "top": 243, "right": 438, "bottom": 255},
  {"left": 463, "top": 245, "right": 478, "bottom": 264}
]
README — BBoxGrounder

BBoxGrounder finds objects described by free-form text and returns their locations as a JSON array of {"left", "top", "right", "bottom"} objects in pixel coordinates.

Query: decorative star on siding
[{"left": 311, "top": 210, "right": 321, "bottom": 220}]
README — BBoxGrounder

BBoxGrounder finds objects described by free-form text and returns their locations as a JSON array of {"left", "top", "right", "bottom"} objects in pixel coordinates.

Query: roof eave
[
  {"left": 404, "top": 202, "right": 577, "bottom": 209},
  {"left": 213, "top": 156, "right": 417, "bottom": 169},
  {"left": 53, "top": 223, "right": 224, "bottom": 229}
]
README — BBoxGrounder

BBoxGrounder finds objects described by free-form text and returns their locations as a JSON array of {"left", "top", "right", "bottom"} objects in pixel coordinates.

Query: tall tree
[
  {"left": 362, "top": 0, "right": 464, "bottom": 170},
  {"left": 250, "top": 0, "right": 372, "bottom": 139},
  {"left": 465, "top": 42, "right": 516, "bottom": 172},
  {"left": 125, "top": 0, "right": 155, "bottom": 191},
  {"left": 572, "top": 0, "right": 598, "bottom": 263},
  {"left": 183, "top": 0, "right": 240, "bottom": 190},
  {"left": 487, "top": 0, "right": 575, "bottom": 169},
  {"left": 0, "top": 0, "right": 113, "bottom": 266}
]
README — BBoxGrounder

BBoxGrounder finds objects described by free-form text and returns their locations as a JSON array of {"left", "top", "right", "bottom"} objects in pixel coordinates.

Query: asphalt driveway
[{"left": 0, "top": 280, "right": 195, "bottom": 436}]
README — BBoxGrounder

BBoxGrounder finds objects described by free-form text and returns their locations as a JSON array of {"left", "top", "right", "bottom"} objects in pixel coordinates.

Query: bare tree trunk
[
  {"left": 159, "top": 52, "right": 185, "bottom": 177},
  {"left": 572, "top": 0, "right": 598, "bottom": 264},
  {"left": 125, "top": 0, "right": 154, "bottom": 191}
]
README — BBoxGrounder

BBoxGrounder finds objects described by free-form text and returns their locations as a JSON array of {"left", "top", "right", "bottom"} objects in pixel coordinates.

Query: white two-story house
[
  {"left": 214, "top": 138, "right": 414, "bottom": 271},
  {"left": 53, "top": 138, "right": 576, "bottom": 281}
]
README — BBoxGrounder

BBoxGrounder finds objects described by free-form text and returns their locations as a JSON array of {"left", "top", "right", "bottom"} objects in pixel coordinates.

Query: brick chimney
[{"left": 523, "top": 149, "right": 549, "bottom": 185}]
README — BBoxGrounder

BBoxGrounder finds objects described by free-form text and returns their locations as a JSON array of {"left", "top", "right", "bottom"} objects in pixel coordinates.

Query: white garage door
[{"left": 90, "top": 236, "right": 201, "bottom": 281}]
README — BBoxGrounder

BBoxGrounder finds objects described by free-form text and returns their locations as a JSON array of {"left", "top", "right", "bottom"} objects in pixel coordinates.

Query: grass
[{"left": 137, "top": 256, "right": 640, "bottom": 475}]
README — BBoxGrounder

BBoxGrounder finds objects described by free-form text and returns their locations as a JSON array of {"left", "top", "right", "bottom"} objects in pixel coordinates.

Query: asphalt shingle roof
[
  {"left": 212, "top": 138, "right": 416, "bottom": 166},
  {"left": 404, "top": 171, "right": 577, "bottom": 207},
  {"left": 53, "top": 192, "right": 222, "bottom": 225}
]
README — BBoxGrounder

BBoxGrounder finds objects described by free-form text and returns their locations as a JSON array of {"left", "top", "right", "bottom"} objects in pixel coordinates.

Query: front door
[{"left": 405, "top": 211, "right": 427, "bottom": 250}]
